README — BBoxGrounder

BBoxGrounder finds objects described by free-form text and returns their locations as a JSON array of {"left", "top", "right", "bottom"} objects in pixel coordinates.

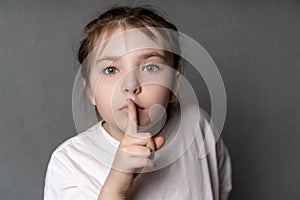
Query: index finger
[{"left": 126, "top": 99, "right": 138, "bottom": 134}]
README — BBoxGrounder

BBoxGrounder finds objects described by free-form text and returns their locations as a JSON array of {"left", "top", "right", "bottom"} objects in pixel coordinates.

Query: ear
[
  {"left": 169, "top": 71, "right": 181, "bottom": 103},
  {"left": 82, "top": 77, "right": 96, "bottom": 105}
]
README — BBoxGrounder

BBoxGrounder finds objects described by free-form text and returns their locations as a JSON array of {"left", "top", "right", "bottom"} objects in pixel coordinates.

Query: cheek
[
  {"left": 143, "top": 85, "right": 171, "bottom": 106},
  {"left": 94, "top": 83, "right": 114, "bottom": 118}
]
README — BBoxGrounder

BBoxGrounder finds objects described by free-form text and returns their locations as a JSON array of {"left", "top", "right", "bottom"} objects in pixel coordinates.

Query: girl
[{"left": 44, "top": 6, "right": 232, "bottom": 200}]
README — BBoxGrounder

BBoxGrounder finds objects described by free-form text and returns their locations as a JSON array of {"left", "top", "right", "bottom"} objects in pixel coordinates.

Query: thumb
[{"left": 153, "top": 136, "right": 165, "bottom": 150}]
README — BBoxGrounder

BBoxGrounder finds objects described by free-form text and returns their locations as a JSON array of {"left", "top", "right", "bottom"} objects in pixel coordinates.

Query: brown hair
[{"left": 77, "top": 6, "right": 181, "bottom": 83}]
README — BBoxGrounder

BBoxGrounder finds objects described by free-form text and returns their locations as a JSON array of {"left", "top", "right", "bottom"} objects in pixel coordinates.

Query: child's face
[{"left": 86, "top": 28, "right": 179, "bottom": 134}]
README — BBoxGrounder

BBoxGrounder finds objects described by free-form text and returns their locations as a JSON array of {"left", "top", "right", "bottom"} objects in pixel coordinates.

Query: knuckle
[
  {"left": 142, "top": 158, "right": 150, "bottom": 166},
  {"left": 120, "top": 138, "right": 129, "bottom": 145},
  {"left": 145, "top": 148, "right": 151, "bottom": 157},
  {"left": 119, "top": 147, "right": 133, "bottom": 156},
  {"left": 144, "top": 132, "right": 152, "bottom": 138},
  {"left": 137, "top": 132, "right": 152, "bottom": 140},
  {"left": 121, "top": 136, "right": 134, "bottom": 145},
  {"left": 121, "top": 146, "right": 129, "bottom": 152}
]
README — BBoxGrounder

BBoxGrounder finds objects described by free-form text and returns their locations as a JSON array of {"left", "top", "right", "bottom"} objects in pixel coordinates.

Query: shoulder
[
  {"left": 50, "top": 133, "right": 85, "bottom": 161},
  {"left": 44, "top": 129, "right": 98, "bottom": 200},
  {"left": 170, "top": 101, "right": 232, "bottom": 196},
  {"left": 46, "top": 123, "right": 100, "bottom": 172},
  {"left": 53, "top": 122, "right": 100, "bottom": 153},
  {"left": 53, "top": 135, "right": 82, "bottom": 153},
  {"left": 178, "top": 101, "right": 227, "bottom": 156},
  {"left": 44, "top": 123, "right": 102, "bottom": 190}
]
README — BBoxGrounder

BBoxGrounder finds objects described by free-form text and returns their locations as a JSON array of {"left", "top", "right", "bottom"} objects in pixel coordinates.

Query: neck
[{"left": 102, "top": 121, "right": 125, "bottom": 142}]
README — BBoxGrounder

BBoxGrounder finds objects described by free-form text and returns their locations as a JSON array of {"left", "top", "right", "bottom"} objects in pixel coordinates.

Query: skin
[
  {"left": 98, "top": 99, "right": 165, "bottom": 199},
  {"left": 88, "top": 48, "right": 178, "bottom": 141},
  {"left": 84, "top": 30, "right": 180, "bottom": 199}
]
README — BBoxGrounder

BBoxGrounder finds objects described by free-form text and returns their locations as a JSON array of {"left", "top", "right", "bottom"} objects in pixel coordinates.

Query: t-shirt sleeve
[
  {"left": 43, "top": 153, "right": 85, "bottom": 200},
  {"left": 216, "top": 138, "right": 232, "bottom": 200}
]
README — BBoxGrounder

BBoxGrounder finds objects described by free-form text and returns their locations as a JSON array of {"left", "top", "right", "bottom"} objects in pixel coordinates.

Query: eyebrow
[
  {"left": 96, "top": 56, "right": 118, "bottom": 63},
  {"left": 96, "top": 50, "right": 167, "bottom": 65},
  {"left": 140, "top": 51, "right": 166, "bottom": 60}
]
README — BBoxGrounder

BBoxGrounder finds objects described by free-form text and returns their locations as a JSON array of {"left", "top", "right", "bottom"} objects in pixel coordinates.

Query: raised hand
[{"left": 98, "top": 99, "right": 165, "bottom": 199}]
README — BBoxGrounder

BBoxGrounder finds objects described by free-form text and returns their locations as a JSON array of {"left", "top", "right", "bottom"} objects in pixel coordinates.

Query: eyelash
[
  {"left": 103, "top": 66, "right": 118, "bottom": 75},
  {"left": 102, "top": 64, "right": 160, "bottom": 75},
  {"left": 142, "top": 64, "right": 160, "bottom": 73}
]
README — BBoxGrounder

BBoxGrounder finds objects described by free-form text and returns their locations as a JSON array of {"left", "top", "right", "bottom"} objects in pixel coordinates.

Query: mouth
[{"left": 118, "top": 101, "right": 145, "bottom": 112}]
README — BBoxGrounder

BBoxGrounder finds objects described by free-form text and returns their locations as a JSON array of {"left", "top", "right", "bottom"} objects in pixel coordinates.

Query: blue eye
[
  {"left": 142, "top": 64, "right": 160, "bottom": 73},
  {"left": 103, "top": 66, "right": 118, "bottom": 75}
]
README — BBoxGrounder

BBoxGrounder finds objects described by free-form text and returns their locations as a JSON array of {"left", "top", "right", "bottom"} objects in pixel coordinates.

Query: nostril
[
  {"left": 124, "top": 86, "right": 141, "bottom": 94},
  {"left": 133, "top": 86, "right": 141, "bottom": 94}
]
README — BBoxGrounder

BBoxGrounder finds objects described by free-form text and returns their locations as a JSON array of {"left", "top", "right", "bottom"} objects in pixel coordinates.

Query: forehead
[{"left": 89, "top": 27, "right": 175, "bottom": 64}]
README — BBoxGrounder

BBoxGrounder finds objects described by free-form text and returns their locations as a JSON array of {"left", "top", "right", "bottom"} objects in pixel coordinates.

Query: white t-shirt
[{"left": 44, "top": 102, "right": 232, "bottom": 200}]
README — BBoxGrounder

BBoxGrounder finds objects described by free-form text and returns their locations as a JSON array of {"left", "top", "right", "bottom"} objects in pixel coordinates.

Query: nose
[{"left": 122, "top": 72, "right": 141, "bottom": 95}]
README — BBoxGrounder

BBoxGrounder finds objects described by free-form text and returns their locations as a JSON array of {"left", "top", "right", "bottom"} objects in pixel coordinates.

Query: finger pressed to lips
[
  {"left": 125, "top": 99, "right": 138, "bottom": 133},
  {"left": 119, "top": 102, "right": 145, "bottom": 111}
]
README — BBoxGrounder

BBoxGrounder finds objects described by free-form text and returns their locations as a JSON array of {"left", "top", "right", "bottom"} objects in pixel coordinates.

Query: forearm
[
  {"left": 97, "top": 169, "right": 134, "bottom": 200},
  {"left": 97, "top": 187, "right": 126, "bottom": 200}
]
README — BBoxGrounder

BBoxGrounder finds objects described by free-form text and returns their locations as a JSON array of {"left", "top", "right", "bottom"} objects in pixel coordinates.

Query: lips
[{"left": 118, "top": 100, "right": 145, "bottom": 111}]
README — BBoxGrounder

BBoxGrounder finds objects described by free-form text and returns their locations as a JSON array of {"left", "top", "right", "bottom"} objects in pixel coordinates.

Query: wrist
[{"left": 103, "top": 169, "right": 134, "bottom": 195}]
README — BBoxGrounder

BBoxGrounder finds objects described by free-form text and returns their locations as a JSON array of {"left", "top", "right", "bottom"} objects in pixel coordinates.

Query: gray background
[{"left": 1, "top": 0, "right": 299, "bottom": 199}]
